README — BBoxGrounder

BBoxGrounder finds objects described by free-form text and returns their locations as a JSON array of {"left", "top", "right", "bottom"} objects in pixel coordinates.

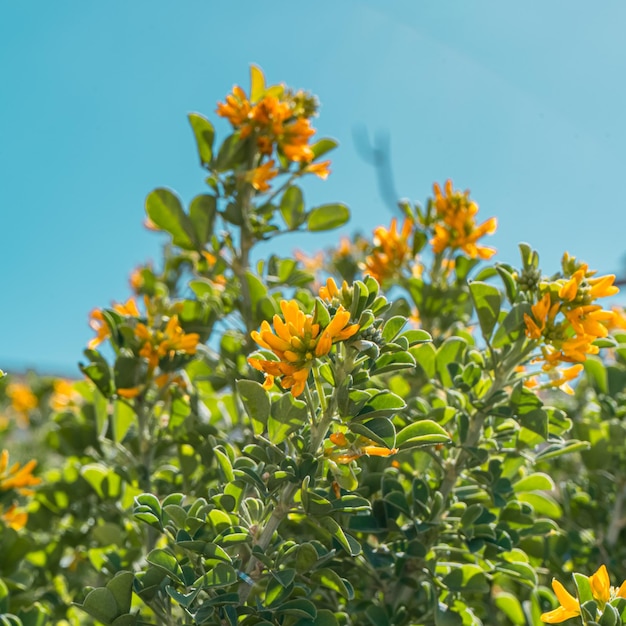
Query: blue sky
[{"left": 2, "top": 2, "right": 625, "bottom": 375}]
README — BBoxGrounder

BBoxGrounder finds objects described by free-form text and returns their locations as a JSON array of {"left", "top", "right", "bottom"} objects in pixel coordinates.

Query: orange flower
[
  {"left": 50, "top": 379, "right": 80, "bottom": 411},
  {"left": 6, "top": 383, "right": 37, "bottom": 415},
  {"left": 326, "top": 432, "right": 398, "bottom": 464},
  {"left": 303, "top": 160, "right": 331, "bottom": 180},
  {"left": 279, "top": 117, "right": 315, "bottom": 162},
  {"left": 1, "top": 503, "right": 28, "bottom": 530},
  {"left": 246, "top": 160, "right": 278, "bottom": 192},
  {"left": 430, "top": 180, "right": 496, "bottom": 259},
  {"left": 364, "top": 217, "right": 414, "bottom": 283},
  {"left": 135, "top": 315, "right": 200, "bottom": 372},
  {"left": 88, "top": 298, "right": 140, "bottom": 349},
  {"left": 216, "top": 85, "right": 253, "bottom": 130},
  {"left": 249, "top": 299, "right": 359, "bottom": 397},
  {"left": 0, "top": 450, "right": 41, "bottom": 495}
]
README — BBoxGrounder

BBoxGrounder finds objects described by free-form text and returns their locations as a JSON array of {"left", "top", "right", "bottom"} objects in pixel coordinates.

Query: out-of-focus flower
[
  {"left": 249, "top": 299, "right": 359, "bottom": 397},
  {"left": 0, "top": 450, "right": 41, "bottom": 495},
  {"left": 246, "top": 160, "right": 278, "bottom": 192},
  {"left": 50, "top": 379, "right": 81, "bottom": 412},
  {"left": 134, "top": 315, "right": 200, "bottom": 373},
  {"left": 88, "top": 298, "right": 140, "bottom": 349},
  {"left": 6, "top": 383, "right": 37, "bottom": 423},
  {"left": 303, "top": 159, "right": 331, "bottom": 180},
  {"left": 1, "top": 503, "right": 28, "bottom": 530},
  {"left": 364, "top": 217, "right": 414, "bottom": 283},
  {"left": 430, "top": 180, "right": 496, "bottom": 259}
]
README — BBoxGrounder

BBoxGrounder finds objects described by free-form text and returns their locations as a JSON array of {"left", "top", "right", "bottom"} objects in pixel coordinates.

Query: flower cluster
[
  {"left": 523, "top": 254, "right": 618, "bottom": 391},
  {"left": 363, "top": 217, "right": 415, "bottom": 284},
  {"left": 542, "top": 565, "right": 626, "bottom": 623},
  {"left": 88, "top": 297, "right": 140, "bottom": 349},
  {"left": 430, "top": 180, "right": 497, "bottom": 259},
  {"left": 249, "top": 299, "right": 359, "bottom": 397},
  {"left": 0, "top": 449, "right": 41, "bottom": 530},
  {"left": 216, "top": 67, "right": 330, "bottom": 192},
  {"left": 114, "top": 314, "right": 200, "bottom": 398}
]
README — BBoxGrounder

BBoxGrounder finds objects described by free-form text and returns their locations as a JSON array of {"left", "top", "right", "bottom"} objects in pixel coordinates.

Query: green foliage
[{"left": 2, "top": 65, "right": 626, "bottom": 626}]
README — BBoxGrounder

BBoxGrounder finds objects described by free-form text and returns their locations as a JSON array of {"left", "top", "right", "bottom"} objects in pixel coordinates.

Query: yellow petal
[
  {"left": 552, "top": 579, "right": 579, "bottom": 612},
  {"left": 589, "top": 564, "right": 611, "bottom": 603}
]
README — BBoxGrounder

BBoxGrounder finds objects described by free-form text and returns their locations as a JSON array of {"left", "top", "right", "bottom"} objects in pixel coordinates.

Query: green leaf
[
  {"left": 494, "top": 561, "right": 538, "bottom": 587},
  {"left": 355, "top": 391, "right": 406, "bottom": 420},
  {"left": 80, "top": 588, "right": 119, "bottom": 624},
  {"left": 280, "top": 186, "right": 305, "bottom": 230},
  {"left": 573, "top": 573, "right": 593, "bottom": 605},
  {"left": 145, "top": 188, "right": 196, "bottom": 250},
  {"left": 436, "top": 337, "right": 468, "bottom": 387},
  {"left": 513, "top": 473, "right": 555, "bottom": 492},
  {"left": 517, "top": 492, "right": 562, "bottom": 518},
  {"left": 372, "top": 351, "right": 416, "bottom": 375},
  {"left": 492, "top": 302, "right": 531, "bottom": 348},
  {"left": 16, "top": 604, "right": 49, "bottom": 626},
  {"left": 306, "top": 203, "right": 350, "bottom": 231},
  {"left": 398, "top": 329, "right": 432, "bottom": 346},
  {"left": 311, "top": 569, "right": 354, "bottom": 599},
  {"left": 535, "top": 440, "right": 590, "bottom": 461},
  {"left": 443, "top": 565, "right": 489, "bottom": 593},
  {"left": 381, "top": 316, "right": 407, "bottom": 343},
  {"left": 319, "top": 517, "right": 361, "bottom": 556},
  {"left": 237, "top": 380, "right": 270, "bottom": 435},
  {"left": 396, "top": 421, "right": 450, "bottom": 448},
  {"left": 411, "top": 343, "right": 436, "bottom": 379},
  {"left": 349, "top": 417, "right": 395, "bottom": 449},
  {"left": 106, "top": 571, "right": 134, "bottom": 615},
  {"left": 189, "top": 194, "right": 216, "bottom": 247},
  {"left": 494, "top": 592, "right": 525, "bottom": 625},
  {"left": 214, "top": 447, "right": 235, "bottom": 483},
  {"left": 275, "top": 599, "right": 317, "bottom": 620},
  {"left": 146, "top": 549, "right": 184, "bottom": 583},
  {"left": 194, "top": 563, "right": 238, "bottom": 588},
  {"left": 112, "top": 400, "right": 135, "bottom": 443},
  {"left": 269, "top": 393, "right": 308, "bottom": 444},
  {"left": 80, "top": 349, "right": 113, "bottom": 397},
  {"left": 469, "top": 281, "right": 501, "bottom": 341},
  {"left": 310, "top": 138, "right": 338, "bottom": 160},
  {"left": 188, "top": 113, "right": 215, "bottom": 167}
]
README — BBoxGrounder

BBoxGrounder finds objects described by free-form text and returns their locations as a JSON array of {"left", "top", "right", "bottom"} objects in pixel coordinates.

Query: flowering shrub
[{"left": 2, "top": 66, "right": 626, "bottom": 626}]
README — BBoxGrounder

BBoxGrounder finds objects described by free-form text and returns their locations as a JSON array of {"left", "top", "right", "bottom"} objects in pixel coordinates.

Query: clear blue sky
[{"left": 2, "top": 2, "right": 626, "bottom": 375}]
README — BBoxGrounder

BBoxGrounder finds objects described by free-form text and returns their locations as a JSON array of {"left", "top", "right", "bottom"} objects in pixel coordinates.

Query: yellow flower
[
  {"left": 541, "top": 579, "right": 580, "bottom": 623},
  {"left": 430, "top": 180, "right": 497, "bottom": 259},
  {"left": 364, "top": 217, "right": 414, "bottom": 283},
  {"left": 590, "top": 565, "right": 611, "bottom": 604},
  {"left": 246, "top": 160, "right": 278, "bottom": 192},
  {"left": 249, "top": 299, "right": 359, "bottom": 397}
]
